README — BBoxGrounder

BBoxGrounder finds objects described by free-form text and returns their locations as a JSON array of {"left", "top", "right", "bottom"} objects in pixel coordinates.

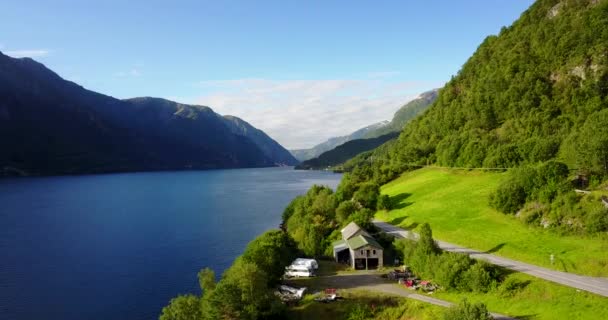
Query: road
[
  {"left": 373, "top": 219, "right": 608, "bottom": 297},
  {"left": 302, "top": 272, "right": 516, "bottom": 320}
]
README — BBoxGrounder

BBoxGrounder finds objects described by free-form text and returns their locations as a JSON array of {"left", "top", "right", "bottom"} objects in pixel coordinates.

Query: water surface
[{"left": 0, "top": 167, "right": 341, "bottom": 320}]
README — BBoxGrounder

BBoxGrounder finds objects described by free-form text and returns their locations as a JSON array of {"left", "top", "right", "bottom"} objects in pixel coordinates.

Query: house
[{"left": 332, "top": 222, "right": 383, "bottom": 270}]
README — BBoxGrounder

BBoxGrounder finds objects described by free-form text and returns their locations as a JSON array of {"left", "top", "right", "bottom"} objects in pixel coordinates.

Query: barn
[{"left": 332, "top": 222, "right": 383, "bottom": 270}]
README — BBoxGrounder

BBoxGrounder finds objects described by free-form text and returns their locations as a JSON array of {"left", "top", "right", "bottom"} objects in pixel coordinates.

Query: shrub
[{"left": 443, "top": 299, "right": 492, "bottom": 320}]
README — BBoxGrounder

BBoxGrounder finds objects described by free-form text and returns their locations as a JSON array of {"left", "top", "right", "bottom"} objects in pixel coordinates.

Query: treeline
[
  {"left": 160, "top": 230, "right": 298, "bottom": 320},
  {"left": 490, "top": 161, "right": 608, "bottom": 233}
]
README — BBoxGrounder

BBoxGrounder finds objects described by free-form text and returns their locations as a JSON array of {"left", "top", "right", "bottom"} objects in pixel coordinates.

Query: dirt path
[{"left": 374, "top": 219, "right": 608, "bottom": 297}]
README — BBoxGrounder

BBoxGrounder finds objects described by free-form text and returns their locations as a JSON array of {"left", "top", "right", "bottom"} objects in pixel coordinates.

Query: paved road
[
  {"left": 306, "top": 272, "right": 516, "bottom": 320},
  {"left": 373, "top": 219, "right": 608, "bottom": 297}
]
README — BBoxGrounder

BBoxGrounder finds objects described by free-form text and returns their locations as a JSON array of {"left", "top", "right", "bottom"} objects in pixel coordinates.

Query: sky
[{"left": 1, "top": 0, "right": 535, "bottom": 149}]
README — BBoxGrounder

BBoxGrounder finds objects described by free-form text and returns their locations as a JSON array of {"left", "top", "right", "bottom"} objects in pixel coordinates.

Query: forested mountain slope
[{"left": 355, "top": 0, "right": 608, "bottom": 179}]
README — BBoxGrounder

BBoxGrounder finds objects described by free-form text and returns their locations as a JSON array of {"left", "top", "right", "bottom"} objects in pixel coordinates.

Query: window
[
  {"left": 373, "top": 250, "right": 376, "bottom": 255},
  {"left": 360, "top": 250, "right": 364, "bottom": 255},
  {"left": 366, "top": 250, "right": 370, "bottom": 256}
]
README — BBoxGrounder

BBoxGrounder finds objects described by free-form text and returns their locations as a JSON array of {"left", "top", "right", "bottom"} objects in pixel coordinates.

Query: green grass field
[{"left": 376, "top": 167, "right": 608, "bottom": 277}]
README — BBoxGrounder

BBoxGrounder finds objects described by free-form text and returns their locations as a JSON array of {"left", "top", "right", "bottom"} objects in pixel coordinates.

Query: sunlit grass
[{"left": 376, "top": 167, "right": 608, "bottom": 276}]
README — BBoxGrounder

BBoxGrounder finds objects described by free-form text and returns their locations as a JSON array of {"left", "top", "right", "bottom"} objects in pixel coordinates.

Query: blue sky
[{"left": 1, "top": 0, "right": 534, "bottom": 149}]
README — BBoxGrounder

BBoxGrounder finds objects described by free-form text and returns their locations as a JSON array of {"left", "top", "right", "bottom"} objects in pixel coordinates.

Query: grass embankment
[
  {"left": 376, "top": 167, "right": 608, "bottom": 277},
  {"left": 431, "top": 272, "right": 608, "bottom": 320},
  {"left": 287, "top": 291, "right": 442, "bottom": 320}
]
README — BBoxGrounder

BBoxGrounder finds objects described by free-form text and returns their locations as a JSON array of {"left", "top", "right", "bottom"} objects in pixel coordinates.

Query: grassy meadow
[{"left": 376, "top": 167, "right": 608, "bottom": 277}]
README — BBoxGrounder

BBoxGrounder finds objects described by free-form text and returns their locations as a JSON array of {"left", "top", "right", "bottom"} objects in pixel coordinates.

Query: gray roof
[
  {"left": 341, "top": 222, "right": 370, "bottom": 240},
  {"left": 347, "top": 234, "right": 383, "bottom": 250}
]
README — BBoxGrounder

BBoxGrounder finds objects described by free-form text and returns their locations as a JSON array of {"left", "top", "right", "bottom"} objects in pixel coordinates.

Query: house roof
[
  {"left": 347, "top": 234, "right": 383, "bottom": 250},
  {"left": 341, "top": 222, "right": 370, "bottom": 240}
]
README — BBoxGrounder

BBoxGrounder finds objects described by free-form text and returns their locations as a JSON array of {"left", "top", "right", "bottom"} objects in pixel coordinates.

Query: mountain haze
[{"left": 0, "top": 51, "right": 297, "bottom": 176}]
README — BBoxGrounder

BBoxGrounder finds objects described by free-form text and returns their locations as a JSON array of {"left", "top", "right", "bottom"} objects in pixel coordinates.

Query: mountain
[
  {"left": 362, "top": 89, "right": 439, "bottom": 139},
  {"left": 290, "top": 89, "right": 438, "bottom": 162},
  {"left": 294, "top": 132, "right": 399, "bottom": 170},
  {"left": 347, "top": 0, "right": 608, "bottom": 180},
  {"left": 290, "top": 121, "right": 389, "bottom": 161},
  {"left": 0, "top": 51, "right": 297, "bottom": 176},
  {"left": 221, "top": 115, "right": 298, "bottom": 166}
]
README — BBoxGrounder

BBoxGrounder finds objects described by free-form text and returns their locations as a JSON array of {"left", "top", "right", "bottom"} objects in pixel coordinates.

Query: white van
[{"left": 292, "top": 258, "right": 319, "bottom": 270}]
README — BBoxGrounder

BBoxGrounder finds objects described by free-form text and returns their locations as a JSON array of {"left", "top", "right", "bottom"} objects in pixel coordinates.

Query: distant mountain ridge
[
  {"left": 290, "top": 121, "right": 389, "bottom": 161},
  {"left": 290, "top": 89, "right": 438, "bottom": 162},
  {"left": 0, "top": 51, "right": 297, "bottom": 176},
  {"left": 294, "top": 132, "right": 399, "bottom": 170}
]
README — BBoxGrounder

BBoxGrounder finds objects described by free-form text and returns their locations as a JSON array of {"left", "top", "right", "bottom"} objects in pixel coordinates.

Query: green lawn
[
  {"left": 433, "top": 273, "right": 608, "bottom": 320},
  {"left": 376, "top": 167, "right": 608, "bottom": 277}
]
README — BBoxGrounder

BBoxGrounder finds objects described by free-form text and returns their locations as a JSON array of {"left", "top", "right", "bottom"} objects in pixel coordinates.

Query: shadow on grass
[
  {"left": 485, "top": 242, "right": 507, "bottom": 254},
  {"left": 511, "top": 314, "right": 538, "bottom": 320},
  {"left": 389, "top": 216, "right": 408, "bottom": 225},
  {"left": 390, "top": 193, "right": 414, "bottom": 209}
]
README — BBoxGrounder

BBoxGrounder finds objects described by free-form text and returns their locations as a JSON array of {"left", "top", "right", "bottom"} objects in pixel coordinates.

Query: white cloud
[
  {"left": 194, "top": 78, "right": 441, "bottom": 149},
  {"left": 4, "top": 49, "right": 50, "bottom": 58},
  {"left": 114, "top": 68, "right": 141, "bottom": 78}
]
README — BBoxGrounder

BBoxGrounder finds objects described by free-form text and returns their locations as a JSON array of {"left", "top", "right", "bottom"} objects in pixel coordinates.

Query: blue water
[{"left": 0, "top": 167, "right": 341, "bottom": 320}]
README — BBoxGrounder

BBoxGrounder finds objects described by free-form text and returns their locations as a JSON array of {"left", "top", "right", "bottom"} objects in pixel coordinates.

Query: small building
[{"left": 333, "top": 222, "right": 383, "bottom": 270}]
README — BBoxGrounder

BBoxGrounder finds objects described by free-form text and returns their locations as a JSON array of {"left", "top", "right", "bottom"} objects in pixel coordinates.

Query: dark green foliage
[
  {"left": 403, "top": 224, "right": 500, "bottom": 292},
  {"left": 443, "top": 299, "right": 492, "bottom": 320},
  {"left": 490, "top": 161, "right": 570, "bottom": 214},
  {"left": 159, "top": 295, "right": 202, "bottom": 320}
]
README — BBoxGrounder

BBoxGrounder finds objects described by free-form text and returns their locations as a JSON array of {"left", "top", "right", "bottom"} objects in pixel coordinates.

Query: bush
[
  {"left": 443, "top": 299, "right": 492, "bottom": 320},
  {"left": 463, "top": 262, "right": 494, "bottom": 293}
]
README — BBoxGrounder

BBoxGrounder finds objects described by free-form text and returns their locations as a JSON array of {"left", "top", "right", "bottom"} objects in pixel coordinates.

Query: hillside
[
  {"left": 376, "top": 167, "right": 608, "bottom": 277},
  {"left": 360, "top": 0, "right": 608, "bottom": 174},
  {"left": 290, "top": 121, "right": 389, "bottom": 161},
  {"left": 0, "top": 51, "right": 297, "bottom": 176},
  {"left": 294, "top": 132, "right": 398, "bottom": 170}
]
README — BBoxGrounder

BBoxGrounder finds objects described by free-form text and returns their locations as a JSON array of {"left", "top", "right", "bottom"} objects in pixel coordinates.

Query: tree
[
  {"left": 241, "top": 230, "right": 297, "bottom": 284},
  {"left": 353, "top": 182, "right": 380, "bottom": 209},
  {"left": 377, "top": 194, "right": 392, "bottom": 210},
  {"left": 576, "top": 109, "right": 608, "bottom": 175},
  {"left": 159, "top": 295, "right": 202, "bottom": 320},
  {"left": 443, "top": 299, "right": 492, "bottom": 320},
  {"left": 336, "top": 200, "right": 358, "bottom": 224},
  {"left": 197, "top": 268, "right": 215, "bottom": 296}
]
